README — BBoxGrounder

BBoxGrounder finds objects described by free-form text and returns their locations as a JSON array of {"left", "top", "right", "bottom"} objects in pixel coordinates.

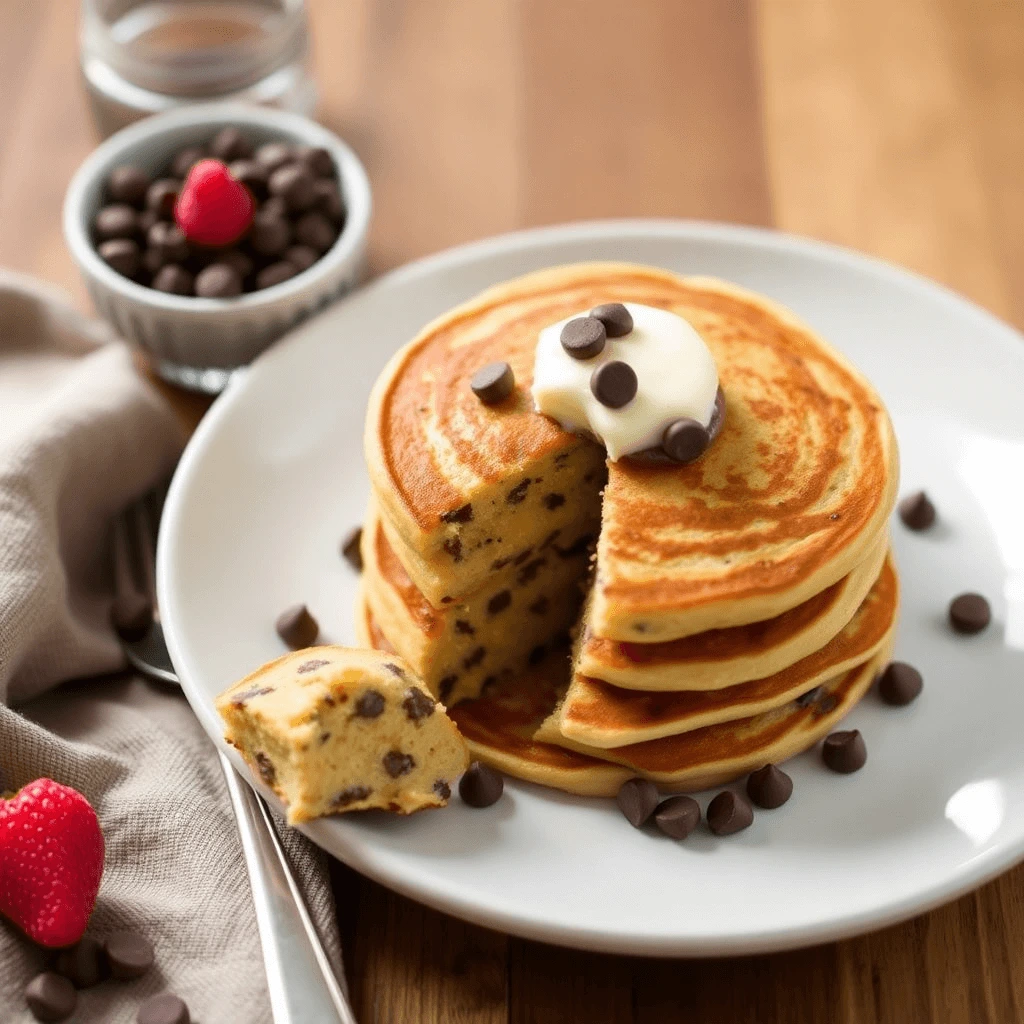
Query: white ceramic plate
[{"left": 158, "top": 221, "right": 1024, "bottom": 956}]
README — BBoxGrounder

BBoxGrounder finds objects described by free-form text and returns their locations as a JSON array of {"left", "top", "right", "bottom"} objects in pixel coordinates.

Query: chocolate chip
[
  {"left": 108, "top": 165, "right": 151, "bottom": 206},
  {"left": 256, "top": 260, "right": 299, "bottom": 290},
  {"left": 104, "top": 931, "right": 154, "bottom": 980},
  {"left": 147, "top": 221, "right": 189, "bottom": 264},
  {"left": 298, "top": 145, "right": 335, "bottom": 177},
  {"left": 294, "top": 211, "right": 338, "bottom": 252},
  {"left": 654, "top": 795, "right": 701, "bottom": 839},
  {"left": 441, "top": 503, "right": 473, "bottom": 524},
  {"left": 433, "top": 779, "right": 452, "bottom": 800},
  {"left": 261, "top": 195, "right": 288, "bottom": 219},
  {"left": 438, "top": 675, "right": 457, "bottom": 702},
  {"left": 949, "top": 593, "right": 991, "bottom": 634},
  {"left": 152, "top": 265, "right": 194, "bottom": 296},
  {"left": 231, "top": 684, "right": 273, "bottom": 705},
  {"left": 616, "top": 778, "right": 660, "bottom": 827},
  {"left": 384, "top": 661, "right": 405, "bottom": 677},
  {"left": 210, "top": 126, "right": 253, "bottom": 162},
  {"left": 333, "top": 784, "right": 371, "bottom": 808},
  {"left": 746, "top": 764, "right": 793, "bottom": 809},
  {"left": 487, "top": 590, "right": 511, "bottom": 615},
  {"left": 341, "top": 526, "right": 363, "bottom": 570},
  {"left": 218, "top": 247, "right": 254, "bottom": 281},
  {"left": 285, "top": 244, "right": 318, "bottom": 272},
  {"left": 528, "top": 596, "right": 549, "bottom": 615},
  {"left": 471, "top": 361, "right": 515, "bottom": 404},
  {"left": 898, "top": 490, "right": 936, "bottom": 530},
  {"left": 55, "top": 936, "right": 108, "bottom": 988},
  {"left": 822, "top": 729, "right": 867, "bottom": 773},
  {"left": 516, "top": 558, "right": 546, "bottom": 586},
  {"left": 878, "top": 662, "right": 923, "bottom": 706},
  {"left": 94, "top": 204, "right": 139, "bottom": 240},
  {"left": 796, "top": 686, "right": 822, "bottom": 708},
  {"left": 137, "top": 992, "right": 191, "bottom": 1024},
  {"left": 443, "top": 536, "right": 463, "bottom": 561},
  {"left": 506, "top": 479, "right": 531, "bottom": 504},
  {"left": 196, "top": 262, "right": 243, "bottom": 298},
  {"left": 560, "top": 316, "right": 606, "bottom": 359},
  {"left": 383, "top": 751, "right": 415, "bottom": 777},
  {"left": 146, "top": 178, "right": 180, "bottom": 216},
  {"left": 590, "top": 302, "right": 633, "bottom": 337},
  {"left": 269, "top": 162, "right": 317, "bottom": 211},
  {"left": 275, "top": 604, "right": 319, "bottom": 649},
  {"left": 543, "top": 493, "right": 565, "bottom": 510},
  {"left": 707, "top": 791, "right": 754, "bottom": 835},
  {"left": 513, "top": 547, "right": 535, "bottom": 566},
  {"left": 459, "top": 761, "right": 504, "bottom": 807},
  {"left": 814, "top": 692, "right": 839, "bottom": 717},
  {"left": 312, "top": 178, "right": 345, "bottom": 221},
  {"left": 138, "top": 209, "right": 159, "bottom": 234},
  {"left": 663, "top": 418, "right": 710, "bottom": 463},
  {"left": 98, "top": 238, "right": 141, "bottom": 277},
  {"left": 25, "top": 972, "right": 76, "bottom": 1022},
  {"left": 249, "top": 212, "right": 291, "bottom": 256},
  {"left": 355, "top": 690, "right": 385, "bottom": 718},
  {"left": 590, "top": 360, "right": 637, "bottom": 409},
  {"left": 540, "top": 529, "right": 561, "bottom": 550},
  {"left": 296, "top": 659, "right": 329, "bottom": 674},
  {"left": 256, "top": 141, "right": 295, "bottom": 172},
  {"left": 526, "top": 644, "right": 546, "bottom": 666},
  {"left": 171, "top": 146, "right": 205, "bottom": 178},
  {"left": 254, "top": 751, "right": 276, "bottom": 785},
  {"left": 403, "top": 687, "right": 436, "bottom": 722},
  {"left": 463, "top": 646, "right": 486, "bottom": 669},
  {"left": 229, "top": 159, "right": 269, "bottom": 195}
]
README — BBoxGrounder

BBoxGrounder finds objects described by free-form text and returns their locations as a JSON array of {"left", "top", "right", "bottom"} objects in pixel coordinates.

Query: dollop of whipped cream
[{"left": 531, "top": 302, "right": 720, "bottom": 460}]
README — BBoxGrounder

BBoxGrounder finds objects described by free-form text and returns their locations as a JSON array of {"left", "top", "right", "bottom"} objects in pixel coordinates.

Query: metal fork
[{"left": 112, "top": 492, "right": 357, "bottom": 1024}]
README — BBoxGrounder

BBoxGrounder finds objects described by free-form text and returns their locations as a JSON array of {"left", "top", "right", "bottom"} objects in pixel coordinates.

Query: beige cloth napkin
[{"left": 0, "top": 271, "right": 344, "bottom": 1022}]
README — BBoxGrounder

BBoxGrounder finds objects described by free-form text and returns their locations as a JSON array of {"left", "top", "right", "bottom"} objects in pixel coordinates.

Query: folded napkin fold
[{"left": 0, "top": 271, "right": 344, "bottom": 1022}]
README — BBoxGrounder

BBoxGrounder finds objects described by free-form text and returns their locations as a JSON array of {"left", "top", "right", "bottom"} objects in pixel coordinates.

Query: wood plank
[
  {"left": 0, "top": 1, "right": 94, "bottom": 304},
  {"left": 755, "top": 0, "right": 1014, "bottom": 320},
  {"left": 507, "top": 941, "right": 634, "bottom": 1024},
  {"left": 520, "top": 0, "right": 772, "bottom": 228},
  {"left": 332, "top": 861, "right": 507, "bottom": 1024}
]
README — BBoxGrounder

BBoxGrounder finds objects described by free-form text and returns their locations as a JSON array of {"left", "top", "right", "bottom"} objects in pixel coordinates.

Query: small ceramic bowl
[{"left": 64, "top": 103, "right": 371, "bottom": 393}]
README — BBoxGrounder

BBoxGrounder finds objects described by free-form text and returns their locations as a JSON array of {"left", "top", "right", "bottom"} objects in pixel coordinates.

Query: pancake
[
  {"left": 361, "top": 500, "right": 590, "bottom": 705},
  {"left": 358, "top": 596, "right": 891, "bottom": 798},
  {"left": 576, "top": 529, "right": 889, "bottom": 692},
  {"left": 365, "top": 263, "right": 898, "bottom": 641},
  {"left": 557, "top": 552, "right": 897, "bottom": 748},
  {"left": 355, "top": 593, "right": 633, "bottom": 796},
  {"left": 531, "top": 648, "right": 890, "bottom": 792}
]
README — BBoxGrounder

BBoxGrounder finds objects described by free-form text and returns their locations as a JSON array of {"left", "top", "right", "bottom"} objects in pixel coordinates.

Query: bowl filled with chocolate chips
[{"left": 64, "top": 103, "right": 371, "bottom": 392}]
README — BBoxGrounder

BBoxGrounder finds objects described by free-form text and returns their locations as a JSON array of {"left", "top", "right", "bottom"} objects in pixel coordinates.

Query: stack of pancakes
[{"left": 358, "top": 263, "right": 899, "bottom": 796}]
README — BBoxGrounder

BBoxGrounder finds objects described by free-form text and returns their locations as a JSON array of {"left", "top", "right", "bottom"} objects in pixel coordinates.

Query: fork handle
[{"left": 219, "top": 753, "right": 358, "bottom": 1024}]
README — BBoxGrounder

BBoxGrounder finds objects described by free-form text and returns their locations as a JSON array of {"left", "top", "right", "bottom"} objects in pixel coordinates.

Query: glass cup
[{"left": 79, "top": 0, "right": 317, "bottom": 136}]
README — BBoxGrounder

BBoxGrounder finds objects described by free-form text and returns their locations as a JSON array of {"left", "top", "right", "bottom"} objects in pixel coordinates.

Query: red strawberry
[
  {"left": 0, "top": 779, "right": 104, "bottom": 948},
  {"left": 174, "top": 158, "right": 254, "bottom": 247}
]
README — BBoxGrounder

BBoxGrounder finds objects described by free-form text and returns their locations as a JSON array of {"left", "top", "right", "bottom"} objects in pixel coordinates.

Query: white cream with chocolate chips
[
  {"left": 532, "top": 302, "right": 721, "bottom": 460},
  {"left": 217, "top": 646, "right": 469, "bottom": 823}
]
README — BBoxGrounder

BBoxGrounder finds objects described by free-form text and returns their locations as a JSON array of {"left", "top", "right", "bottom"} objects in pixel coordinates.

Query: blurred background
[{"left": 3, "top": 0, "right": 1021, "bottom": 330}]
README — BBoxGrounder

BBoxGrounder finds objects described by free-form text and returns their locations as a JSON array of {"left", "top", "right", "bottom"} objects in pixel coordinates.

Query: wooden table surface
[{"left": 3, "top": 1, "right": 1023, "bottom": 1021}]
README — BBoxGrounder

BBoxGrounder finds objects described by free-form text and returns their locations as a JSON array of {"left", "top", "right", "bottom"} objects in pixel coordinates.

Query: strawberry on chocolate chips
[
  {"left": 0, "top": 779, "right": 104, "bottom": 948},
  {"left": 174, "top": 158, "right": 255, "bottom": 247}
]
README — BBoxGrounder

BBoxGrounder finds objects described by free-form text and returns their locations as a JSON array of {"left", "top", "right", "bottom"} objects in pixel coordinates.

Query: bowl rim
[{"left": 63, "top": 102, "right": 372, "bottom": 313}]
